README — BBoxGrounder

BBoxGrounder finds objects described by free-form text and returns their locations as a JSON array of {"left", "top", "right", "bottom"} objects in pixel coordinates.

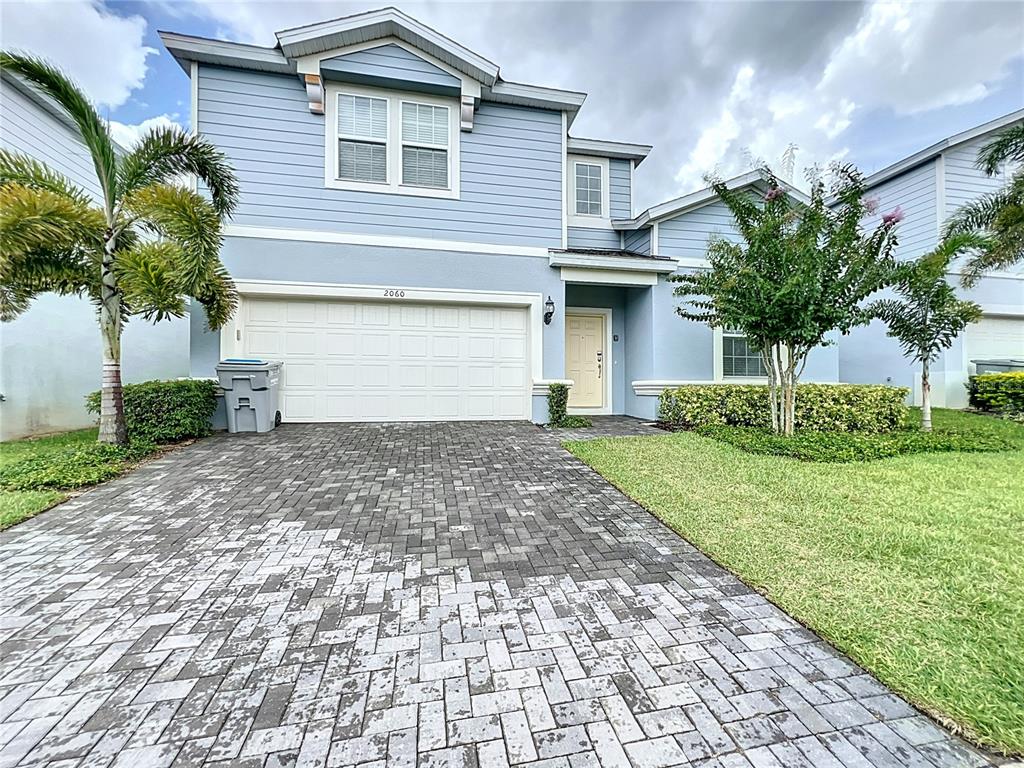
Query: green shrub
[
  {"left": 967, "top": 372, "right": 1024, "bottom": 414},
  {"left": 86, "top": 379, "right": 217, "bottom": 443},
  {"left": 0, "top": 440, "right": 156, "bottom": 491},
  {"left": 659, "top": 383, "right": 909, "bottom": 433},
  {"left": 696, "top": 424, "right": 1013, "bottom": 463},
  {"left": 547, "top": 383, "right": 592, "bottom": 428}
]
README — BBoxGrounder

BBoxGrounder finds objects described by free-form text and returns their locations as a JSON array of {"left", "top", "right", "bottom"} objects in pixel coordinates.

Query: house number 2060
[{"left": 383, "top": 289, "right": 405, "bottom": 298}]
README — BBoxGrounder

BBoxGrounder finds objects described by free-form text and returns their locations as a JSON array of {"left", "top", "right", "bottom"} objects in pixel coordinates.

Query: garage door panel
[{"left": 242, "top": 297, "right": 529, "bottom": 422}]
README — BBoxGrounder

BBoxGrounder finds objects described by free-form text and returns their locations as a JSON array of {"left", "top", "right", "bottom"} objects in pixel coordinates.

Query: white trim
[
  {"left": 549, "top": 251, "right": 678, "bottom": 273},
  {"left": 324, "top": 82, "right": 460, "bottom": 199},
  {"left": 566, "top": 137, "right": 652, "bottom": 165},
  {"left": 632, "top": 379, "right": 842, "bottom": 396},
  {"left": 223, "top": 280, "right": 544, "bottom": 407},
  {"left": 565, "top": 307, "right": 614, "bottom": 415},
  {"left": 567, "top": 155, "right": 611, "bottom": 228},
  {"left": 189, "top": 61, "right": 199, "bottom": 194},
  {"left": 533, "top": 379, "right": 573, "bottom": 396},
  {"left": 558, "top": 267, "right": 656, "bottom": 286},
  {"left": 561, "top": 111, "right": 568, "bottom": 249},
  {"left": 935, "top": 153, "right": 946, "bottom": 237},
  {"left": 223, "top": 224, "right": 549, "bottom": 258},
  {"left": 651, "top": 222, "right": 660, "bottom": 255},
  {"left": 629, "top": 159, "right": 635, "bottom": 217}
]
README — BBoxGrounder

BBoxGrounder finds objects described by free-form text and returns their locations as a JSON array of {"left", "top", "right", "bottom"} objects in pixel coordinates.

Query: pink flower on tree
[
  {"left": 764, "top": 186, "right": 785, "bottom": 202},
  {"left": 882, "top": 206, "right": 904, "bottom": 225},
  {"left": 863, "top": 197, "right": 879, "bottom": 215}
]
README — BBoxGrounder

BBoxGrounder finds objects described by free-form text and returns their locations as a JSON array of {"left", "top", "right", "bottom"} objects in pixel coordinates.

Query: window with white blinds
[
  {"left": 327, "top": 86, "right": 459, "bottom": 198},
  {"left": 337, "top": 94, "right": 388, "bottom": 183},
  {"left": 401, "top": 102, "right": 449, "bottom": 189}
]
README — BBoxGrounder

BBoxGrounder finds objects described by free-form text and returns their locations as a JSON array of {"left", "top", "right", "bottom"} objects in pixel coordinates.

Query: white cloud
[
  {"left": 0, "top": 0, "right": 155, "bottom": 109},
  {"left": 671, "top": 1, "right": 1023, "bottom": 195},
  {"left": 108, "top": 114, "right": 183, "bottom": 149}
]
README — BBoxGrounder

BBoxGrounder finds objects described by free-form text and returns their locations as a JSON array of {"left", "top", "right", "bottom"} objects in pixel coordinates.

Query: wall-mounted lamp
[{"left": 543, "top": 296, "right": 555, "bottom": 325}]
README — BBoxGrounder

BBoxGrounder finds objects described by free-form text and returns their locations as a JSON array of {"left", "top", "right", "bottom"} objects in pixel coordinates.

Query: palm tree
[
  {"left": 944, "top": 122, "right": 1024, "bottom": 285},
  {"left": 869, "top": 233, "right": 985, "bottom": 432},
  {"left": 0, "top": 52, "right": 239, "bottom": 445}
]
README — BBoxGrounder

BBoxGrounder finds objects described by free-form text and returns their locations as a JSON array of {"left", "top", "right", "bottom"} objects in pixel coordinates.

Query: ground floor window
[{"left": 722, "top": 327, "right": 768, "bottom": 377}]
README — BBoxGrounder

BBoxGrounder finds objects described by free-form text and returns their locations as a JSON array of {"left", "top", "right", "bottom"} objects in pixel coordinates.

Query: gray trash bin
[
  {"left": 216, "top": 359, "right": 283, "bottom": 433},
  {"left": 972, "top": 358, "right": 1024, "bottom": 374}
]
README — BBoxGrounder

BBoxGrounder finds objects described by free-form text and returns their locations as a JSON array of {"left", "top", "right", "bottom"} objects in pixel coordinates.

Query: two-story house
[
  {"left": 162, "top": 7, "right": 1021, "bottom": 425},
  {"left": 838, "top": 111, "right": 1024, "bottom": 408}
]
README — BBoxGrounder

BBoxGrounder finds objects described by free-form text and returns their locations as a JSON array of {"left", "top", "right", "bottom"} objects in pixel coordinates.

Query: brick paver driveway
[{"left": 0, "top": 422, "right": 992, "bottom": 768}]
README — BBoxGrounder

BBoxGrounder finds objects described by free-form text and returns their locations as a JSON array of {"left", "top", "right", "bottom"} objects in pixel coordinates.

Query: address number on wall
[{"left": 383, "top": 289, "right": 406, "bottom": 298}]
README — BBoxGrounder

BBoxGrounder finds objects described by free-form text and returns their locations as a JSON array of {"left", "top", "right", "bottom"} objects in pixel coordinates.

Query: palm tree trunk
[
  {"left": 921, "top": 358, "right": 932, "bottom": 433},
  {"left": 98, "top": 234, "right": 127, "bottom": 445}
]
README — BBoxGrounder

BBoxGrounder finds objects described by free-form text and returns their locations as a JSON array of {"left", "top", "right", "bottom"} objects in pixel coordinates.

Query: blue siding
[
  {"left": 321, "top": 44, "right": 460, "bottom": 94},
  {"left": 610, "top": 158, "right": 631, "bottom": 219},
  {"left": 567, "top": 227, "right": 620, "bottom": 249},
  {"left": 623, "top": 227, "right": 650, "bottom": 255},
  {"left": 863, "top": 160, "right": 938, "bottom": 260},
  {"left": 197, "top": 64, "right": 563, "bottom": 247},
  {"left": 656, "top": 200, "right": 741, "bottom": 258}
]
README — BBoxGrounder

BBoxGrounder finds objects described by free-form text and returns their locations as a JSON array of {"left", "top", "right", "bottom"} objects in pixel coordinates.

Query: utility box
[
  {"left": 216, "top": 359, "right": 283, "bottom": 433},
  {"left": 972, "top": 358, "right": 1024, "bottom": 374}
]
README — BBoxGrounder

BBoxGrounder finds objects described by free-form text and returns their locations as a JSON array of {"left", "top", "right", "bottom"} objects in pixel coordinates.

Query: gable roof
[
  {"left": 613, "top": 171, "right": 809, "bottom": 230},
  {"left": 863, "top": 108, "right": 1024, "bottom": 189},
  {"left": 275, "top": 7, "right": 499, "bottom": 86}
]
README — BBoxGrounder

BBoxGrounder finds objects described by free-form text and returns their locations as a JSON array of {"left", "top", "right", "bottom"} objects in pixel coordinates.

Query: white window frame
[
  {"left": 324, "top": 83, "right": 460, "bottom": 200},
  {"left": 567, "top": 154, "right": 610, "bottom": 228},
  {"left": 714, "top": 326, "right": 769, "bottom": 382},
  {"left": 335, "top": 93, "right": 390, "bottom": 186}
]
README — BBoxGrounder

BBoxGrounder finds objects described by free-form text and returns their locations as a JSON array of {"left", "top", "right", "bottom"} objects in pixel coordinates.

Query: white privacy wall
[{"left": 0, "top": 76, "right": 189, "bottom": 440}]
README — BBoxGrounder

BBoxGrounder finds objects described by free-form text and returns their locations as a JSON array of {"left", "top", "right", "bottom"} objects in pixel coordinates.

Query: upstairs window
[
  {"left": 574, "top": 162, "right": 603, "bottom": 216},
  {"left": 337, "top": 94, "right": 388, "bottom": 183},
  {"left": 326, "top": 85, "right": 459, "bottom": 199},
  {"left": 401, "top": 102, "right": 449, "bottom": 189},
  {"left": 722, "top": 327, "right": 768, "bottom": 378}
]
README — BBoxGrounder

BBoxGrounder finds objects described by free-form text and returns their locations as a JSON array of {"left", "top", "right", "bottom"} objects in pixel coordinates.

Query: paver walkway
[{"left": 0, "top": 422, "right": 993, "bottom": 767}]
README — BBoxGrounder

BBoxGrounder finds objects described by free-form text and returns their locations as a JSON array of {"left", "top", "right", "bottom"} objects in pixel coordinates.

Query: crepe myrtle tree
[
  {"left": 869, "top": 234, "right": 985, "bottom": 432},
  {"left": 944, "top": 122, "right": 1024, "bottom": 285},
  {"left": 0, "top": 52, "right": 239, "bottom": 445},
  {"left": 671, "top": 165, "right": 901, "bottom": 435}
]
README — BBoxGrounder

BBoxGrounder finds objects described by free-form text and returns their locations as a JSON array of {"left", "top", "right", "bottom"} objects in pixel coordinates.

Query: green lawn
[
  {"left": 1, "top": 428, "right": 97, "bottom": 530},
  {"left": 566, "top": 409, "right": 1024, "bottom": 756}
]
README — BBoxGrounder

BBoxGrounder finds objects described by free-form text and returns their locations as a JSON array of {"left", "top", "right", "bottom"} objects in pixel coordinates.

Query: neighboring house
[
  {"left": 837, "top": 111, "right": 1024, "bottom": 408},
  {"left": 160, "top": 8, "right": 1022, "bottom": 424},
  {"left": 0, "top": 73, "right": 189, "bottom": 440}
]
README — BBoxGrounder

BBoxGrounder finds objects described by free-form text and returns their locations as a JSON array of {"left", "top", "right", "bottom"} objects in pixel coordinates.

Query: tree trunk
[
  {"left": 921, "top": 358, "right": 932, "bottom": 433},
  {"left": 98, "top": 232, "right": 127, "bottom": 445},
  {"left": 764, "top": 346, "right": 779, "bottom": 434}
]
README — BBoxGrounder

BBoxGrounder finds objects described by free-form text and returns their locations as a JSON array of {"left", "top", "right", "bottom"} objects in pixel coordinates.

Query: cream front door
[{"left": 565, "top": 313, "right": 605, "bottom": 409}]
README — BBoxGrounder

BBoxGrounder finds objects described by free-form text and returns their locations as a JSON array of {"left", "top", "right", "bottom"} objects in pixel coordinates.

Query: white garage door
[
  {"left": 241, "top": 297, "right": 530, "bottom": 422},
  {"left": 965, "top": 316, "right": 1024, "bottom": 363}
]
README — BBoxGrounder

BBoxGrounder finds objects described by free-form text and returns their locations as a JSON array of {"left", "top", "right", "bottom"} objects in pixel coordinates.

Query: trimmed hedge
[
  {"left": 696, "top": 424, "right": 1013, "bottom": 463},
  {"left": 547, "top": 383, "right": 592, "bottom": 429},
  {"left": 86, "top": 379, "right": 218, "bottom": 443},
  {"left": 968, "top": 372, "right": 1024, "bottom": 414},
  {"left": 659, "top": 383, "right": 909, "bottom": 433}
]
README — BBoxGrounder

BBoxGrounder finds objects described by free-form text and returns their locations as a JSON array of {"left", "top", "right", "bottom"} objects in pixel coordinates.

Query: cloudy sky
[{"left": 2, "top": 0, "right": 1022, "bottom": 210}]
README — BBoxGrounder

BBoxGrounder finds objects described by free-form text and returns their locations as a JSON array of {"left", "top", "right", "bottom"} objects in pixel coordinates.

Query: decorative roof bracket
[{"left": 304, "top": 74, "right": 324, "bottom": 115}]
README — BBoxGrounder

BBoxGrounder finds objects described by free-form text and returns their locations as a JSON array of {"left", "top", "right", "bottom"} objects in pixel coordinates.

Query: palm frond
[
  {"left": 193, "top": 262, "right": 238, "bottom": 330},
  {"left": 0, "top": 245, "right": 95, "bottom": 320},
  {"left": 976, "top": 122, "right": 1024, "bottom": 176},
  {"left": 0, "top": 150, "right": 92, "bottom": 207},
  {"left": 122, "top": 183, "right": 222, "bottom": 293},
  {"left": 117, "top": 126, "right": 239, "bottom": 216},
  {"left": 0, "top": 184, "right": 105, "bottom": 260},
  {"left": 113, "top": 241, "right": 189, "bottom": 322},
  {"left": 0, "top": 52, "right": 117, "bottom": 214},
  {"left": 944, "top": 188, "right": 1018, "bottom": 236}
]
